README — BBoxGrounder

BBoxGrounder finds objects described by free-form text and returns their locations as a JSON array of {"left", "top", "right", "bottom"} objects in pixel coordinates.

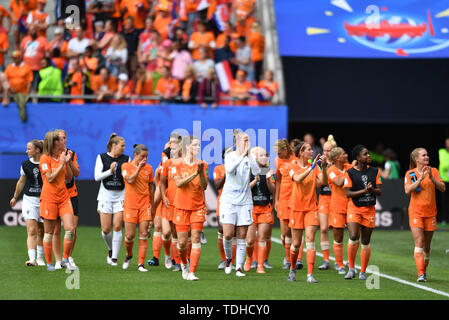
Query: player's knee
[
  {"left": 415, "top": 238, "right": 424, "bottom": 248},
  {"left": 162, "top": 230, "right": 171, "bottom": 240},
  {"left": 103, "top": 226, "right": 112, "bottom": 234},
  {"left": 27, "top": 226, "right": 37, "bottom": 236}
]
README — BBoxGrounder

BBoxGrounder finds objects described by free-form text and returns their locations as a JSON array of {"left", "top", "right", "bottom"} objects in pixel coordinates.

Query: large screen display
[{"left": 275, "top": 0, "right": 449, "bottom": 58}]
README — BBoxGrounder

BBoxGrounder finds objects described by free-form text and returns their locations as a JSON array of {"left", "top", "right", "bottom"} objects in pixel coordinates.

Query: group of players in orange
[{"left": 10, "top": 130, "right": 445, "bottom": 283}]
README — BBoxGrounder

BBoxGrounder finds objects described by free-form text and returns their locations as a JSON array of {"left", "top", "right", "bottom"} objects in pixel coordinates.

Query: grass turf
[{"left": 1, "top": 226, "right": 449, "bottom": 300}]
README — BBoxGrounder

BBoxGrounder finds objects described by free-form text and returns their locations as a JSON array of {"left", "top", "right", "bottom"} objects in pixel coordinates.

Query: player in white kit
[
  {"left": 219, "top": 131, "right": 261, "bottom": 277},
  {"left": 95, "top": 133, "right": 129, "bottom": 266}
]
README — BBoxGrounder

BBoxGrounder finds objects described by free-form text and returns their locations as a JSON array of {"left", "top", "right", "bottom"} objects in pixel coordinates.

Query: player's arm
[
  {"left": 174, "top": 171, "right": 198, "bottom": 188},
  {"left": 150, "top": 182, "right": 156, "bottom": 220},
  {"left": 249, "top": 174, "right": 259, "bottom": 188},
  {"left": 10, "top": 175, "right": 26, "bottom": 207},
  {"left": 198, "top": 163, "right": 208, "bottom": 191},
  {"left": 274, "top": 170, "right": 281, "bottom": 209},
  {"left": 316, "top": 161, "right": 328, "bottom": 188},
  {"left": 68, "top": 153, "right": 79, "bottom": 177},
  {"left": 266, "top": 170, "right": 275, "bottom": 194},
  {"left": 159, "top": 174, "right": 170, "bottom": 208},
  {"left": 124, "top": 161, "right": 145, "bottom": 184},
  {"left": 428, "top": 167, "right": 445, "bottom": 192},
  {"left": 94, "top": 154, "right": 114, "bottom": 181},
  {"left": 214, "top": 174, "right": 226, "bottom": 190}
]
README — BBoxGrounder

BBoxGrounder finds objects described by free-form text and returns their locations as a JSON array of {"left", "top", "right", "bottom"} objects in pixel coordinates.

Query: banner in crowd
[
  {"left": 0, "top": 103, "right": 288, "bottom": 180},
  {"left": 0, "top": 179, "right": 412, "bottom": 230}
]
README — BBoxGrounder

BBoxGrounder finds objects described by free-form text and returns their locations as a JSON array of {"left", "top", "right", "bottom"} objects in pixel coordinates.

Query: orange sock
[
  {"left": 63, "top": 238, "right": 74, "bottom": 260},
  {"left": 125, "top": 239, "right": 134, "bottom": 257},
  {"left": 189, "top": 243, "right": 201, "bottom": 273},
  {"left": 246, "top": 245, "right": 254, "bottom": 260},
  {"left": 162, "top": 237, "right": 171, "bottom": 256},
  {"left": 138, "top": 238, "right": 148, "bottom": 265},
  {"left": 360, "top": 245, "right": 371, "bottom": 273},
  {"left": 306, "top": 245, "right": 316, "bottom": 275},
  {"left": 218, "top": 234, "right": 226, "bottom": 261},
  {"left": 43, "top": 240, "right": 53, "bottom": 264},
  {"left": 333, "top": 241, "right": 344, "bottom": 268},
  {"left": 284, "top": 237, "right": 292, "bottom": 263},
  {"left": 152, "top": 232, "right": 162, "bottom": 259},
  {"left": 297, "top": 241, "right": 304, "bottom": 261},
  {"left": 232, "top": 238, "right": 236, "bottom": 264},
  {"left": 186, "top": 239, "right": 192, "bottom": 260},
  {"left": 347, "top": 240, "right": 359, "bottom": 269},
  {"left": 257, "top": 242, "right": 267, "bottom": 267},
  {"left": 289, "top": 246, "right": 299, "bottom": 270},
  {"left": 265, "top": 240, "right": 271, "bottom": 261},
  {"left": 414, "top": 248, "right": 425, "bottom": 276}
]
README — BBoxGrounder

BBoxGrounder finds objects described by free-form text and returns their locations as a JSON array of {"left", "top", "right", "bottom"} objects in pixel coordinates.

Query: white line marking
[{"left": 271, "top": 237, "right": 449, "bottom": 298}]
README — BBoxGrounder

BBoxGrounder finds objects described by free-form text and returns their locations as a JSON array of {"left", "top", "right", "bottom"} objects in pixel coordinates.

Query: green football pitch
[{"left": 1, "top": 226, "right": 449, "bottom": 300}]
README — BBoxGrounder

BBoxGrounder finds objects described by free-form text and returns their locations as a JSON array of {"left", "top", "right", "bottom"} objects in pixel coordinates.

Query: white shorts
[
  {"left": 219, "top": 202, "right": 253, "bottom": 226},
  {"left": 22, "top": 197, "right": 43, "bottom": 223},
  {"left": 97, "top": 200, "right": 124, "bottom": 214}
]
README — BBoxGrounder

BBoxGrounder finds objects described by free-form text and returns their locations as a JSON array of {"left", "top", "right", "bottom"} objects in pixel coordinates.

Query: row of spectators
[{"left": 0, "top": 0, "right": 280, "bottom": 121}]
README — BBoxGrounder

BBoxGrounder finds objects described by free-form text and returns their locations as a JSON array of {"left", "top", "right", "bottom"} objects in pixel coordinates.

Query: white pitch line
[{"left": 271, "top": 237, "right": 449, "bottom": 299}]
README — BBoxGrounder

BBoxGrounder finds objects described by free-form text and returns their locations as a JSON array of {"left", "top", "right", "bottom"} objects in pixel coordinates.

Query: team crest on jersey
[{"left": 42, "top": 163, "right": 48, "bottom": 171}]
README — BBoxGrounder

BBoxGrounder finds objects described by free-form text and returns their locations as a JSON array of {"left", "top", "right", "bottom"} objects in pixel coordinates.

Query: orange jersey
[
  {"left": 0, "top": 32, "right": 9, "bottom": 66},
  {"left": 275, "top": 155, "right": 297, "bottom": 201},
  {"left": 233, "top": 0, "right": 255, "bottom": 19},
  {"left": 249, "top": 31, "right": 264, "bottom": 62},
  {"left": 91, "top": 74, "right": 118, "bottom": 93},
  {"left": 122, "top": 162, "right": 154, "bottom": 210},
  {"left": 21, "top": 35, "right": 47, "bottom": 71},
  {"left": 120, "top": 0, "right": 149, "bottom": 29},
  {"left": 288, "top": 162, "right": 320, "bottom": 212},
  {"left": 161, "top": 158, "right": 182, "bottom": 203},
  {"left": 155, "top": 77, "right": 180, "bottom": 97},
  {"left": 230, "top": 79, "right": 252, "bottom": 105},
  {"left": 4, "top": 62, "right": 33, "bottom": 94},
  {"left": 10, "top": 0, "right": 26, "bottom": 24},
  {"left": 189, "top": 31, "right": 215, "bottom": 60},
  {"left": 405, "top": 167, "right": 443, "bottom": 218},
  {"left": 213, "top": 164, "right": 226, "bottom": 199},
  {"left": 173, "top": 160, "right": 208, "bottom": 210},
  {"left": 344, "top": 167, "right": 382, "bottom": 215},
  {"left": 215, "top": 32, "right": 237, "bottom": 52},
  {"left": 327, "top": 165, "right": 348, "bottom": 214},
  {"left": 153, "top": 12, "right": 172, "bottom": 40},
  {"left": 39, "top": 154, "right": 70, "bottom": 204}
]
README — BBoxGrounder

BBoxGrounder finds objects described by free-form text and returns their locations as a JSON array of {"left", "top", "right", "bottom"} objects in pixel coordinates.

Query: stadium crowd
[{"left": 0, "top": 0, "right": 280, "bottom": 121}]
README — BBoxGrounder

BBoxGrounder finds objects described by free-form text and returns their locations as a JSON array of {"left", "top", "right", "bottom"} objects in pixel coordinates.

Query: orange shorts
[
  {"left": 329, "top": 211, "right": 347, "bottom": 229},
  {"left": 173, "top": 207, "right": 207, "bottom": 226},
  {"left": 162, "top": 204, "right": 174, "bottom": 221},
  {"left": 276, "top": 199, "right": 290, "bottom": 220},
  {"left": 124, "top": 207, "right": 152, "bottom": 224},
  {"left": 252, "top": 204, "right": 274, "bottom": 226},
  {"left": 318, "top": 195, "right": 331, "bottom": 215},
  {"left": 347, "top": 211, "right": 375, "bottom": 228},
  {"left": 40, "top": 198, "right": 73, "bottom": 220},
  {"left": 409, "top": 213, "right": 437, "bottom": 231},
  {"left": 288, "top": 210, "right": 319, "bottom": 230}
]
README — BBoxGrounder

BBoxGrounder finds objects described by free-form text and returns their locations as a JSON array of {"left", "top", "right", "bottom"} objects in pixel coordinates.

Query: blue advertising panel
[
  {"left": 0, "top": 103, "right": 287, "bottom": 179},
  {"left": 275, "top": 0, "right": 449, "bottom": 58}
]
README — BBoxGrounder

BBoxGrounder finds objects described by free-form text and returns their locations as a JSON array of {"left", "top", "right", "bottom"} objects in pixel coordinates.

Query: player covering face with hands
[{"left": 220, "top": 131, "right": 261, "bottom": 277}]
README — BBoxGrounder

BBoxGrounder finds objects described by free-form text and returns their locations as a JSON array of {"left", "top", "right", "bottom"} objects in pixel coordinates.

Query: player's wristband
[{"left": 310, "top": 163, "right": 316, "bottom": 170}]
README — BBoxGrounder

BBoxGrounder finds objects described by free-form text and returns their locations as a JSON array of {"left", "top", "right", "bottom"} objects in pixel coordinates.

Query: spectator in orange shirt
[
  {"left": 230, "top": 69, "right": 252, "bottom": 105},
  {"left": 0, "top": 29, "right": 9, "bottom": 71},
  {"left": 153, "top": 6, "right": 172, "bottom": 40},
  {"left": 25, "top": 0, "right": 49, "bottom": 38},
  {"left": 79, "top": 45, "right": 99, "bottom": 75},
  {"left": 120, "top": 0, "right": 149, "bottom": 32},
  {"left": 155, "top": 65, "right": 180, "bottom": 103},
  {"left": 4, "top": 50, "right": 33, "bottom": 121},
  {"left": 134, "top": 65, "right": 155, "bottom": 104},
  {"left": 20, "top": 25, "right": 47, "bottom": 93},
  {"left": 115, "top": 73, "right": 132, "bottom": 102},
  {"left": 188, "top": 20, "right": 216, "bottom": 61},
  {"left": 233, "top": 0, "right": 257, "bottom": 37},
  {"left": 181, "top": 0, "right": 200, "bottom": 38},
  {"left": 215, "top": 22, "right": 237, "bottom": 52},
  {"left": 46, "top": 27, "right": 68, "bottom": 59},
  {"left": 91, "top": 67, "right": 118, "bottom": 101},
  {"left": 249, "top": 21, "right": 265, "bottom": 83},
  {"left": 256, "top": 69, "right": 278, "bottom": 105},
  {"left": 0, "top": 5, "right": 12, "bottom": 34},
  {"left": 63, "top": 58, "right": 87, "bottom": 105},
  {"left": 10, "top": 0, "right": 27, "bottom": 50}
]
